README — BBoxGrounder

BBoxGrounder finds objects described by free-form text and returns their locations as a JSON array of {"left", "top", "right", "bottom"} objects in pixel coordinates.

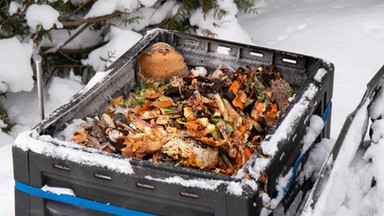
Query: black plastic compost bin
[{"left": 13, "top": 29, "right": 334, "bottom": 216}]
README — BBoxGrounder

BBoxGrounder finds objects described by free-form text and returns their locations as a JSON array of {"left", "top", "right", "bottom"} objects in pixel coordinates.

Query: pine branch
[
  {"left": 234, "top": 0, "right": 257, "bottom": 14},
  {"left": 201, "top": 0, "right": 216, "bottom": 14},
  {"left": 41, "top": 43, "right": 103, "bottom": 54},
  {"left": 57, "top": 23, "right": 90, "bottom": 51},
  {"left": 214, "top": 8, "right": 228, "bottom": 20},
  {"left": 0, "top": 101, "right": 14, "bottom": 134},
  {"left": 61, "top": 11, "right": 122, "bottom": 27},
  {"left": 0, "top": 8, "right": 8, "bottom": 20},
  {"left": 60, "top": 0, "right": 95, "bottom": 21}
]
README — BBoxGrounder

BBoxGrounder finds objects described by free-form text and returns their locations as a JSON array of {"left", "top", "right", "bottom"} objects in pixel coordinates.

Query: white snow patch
[
  {"left": 249, "top": 157, "right": 269, "bottom": 180},
  {"left": 311, "top": 99, "right": 370, "bottom": 216},
  {"left": 370, "top": 118, "right": 384, "bottom": 143},
  {"left": 302, "top": 138, "right": 334, "bottom": 180},
  {"left": 82, "top": 27, "right": 142, "bottom": 71},
  {"left": 0, "top": 144, "right": 14, "bottom": 216},
  {"left": 0, "top": 132, "right": 14, "bottom": 148},
  {"left": 369, "top": 80, "right": 384, "bottom": 120},
  {"left": 46, "top": 72, "right": 84, "bottom": 113},
  {"left": 364, "top": 20, "right": 384, "bottom": 40},
  {"left": 41, "top": 27, "right": 103, "bottom": 52},
  {"left": 85, "top": 0, "right": 138, "bottom": 18},
  {"left": 0, "top": 37, "right": 34, "bottom": 93},
  {"left": 314, "top": 68, "right": 328, "bottom": 83},
  {"left": 80, "top": 69, "right": 112, "bottom": 93},
  {"left": 0, "top": 82, "right": 7, "bottom": 93},
  {"left": 359, "top": 138, "right": 384, "bottom": 215},
  {"left": 57, "top": 118, "right": 86, "bottom": 141},
  {"left": 8, "top": 1, "right": 20, "bottom": 15},
  {"left": 227, "top": 181, "right": 243, "bottom": 196},
  {"left": 190, "top": 0, "right": 252, "bottom": 44},
  {"left": 301, "top": 115, "right": 324, "bottom": 155},
  {"left": 0, "top": 119, "right": 6, "bottom": 129},
  {"left": 42, "top": 185, "right": 76, "bottom": 196},
  {"left": 26, "top": 4, "right": 63, "bottom": 31},
  {"left": 127, "top": 1, "right": 178, "bottom": 32}
]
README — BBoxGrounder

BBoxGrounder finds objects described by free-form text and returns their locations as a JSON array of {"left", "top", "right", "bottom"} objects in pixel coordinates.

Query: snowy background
[{"left": 2, "top": 0, "right": 384, "bottom": 215}]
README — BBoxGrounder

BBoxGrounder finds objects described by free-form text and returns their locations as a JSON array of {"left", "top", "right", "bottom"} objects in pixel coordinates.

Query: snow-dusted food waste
[{"left": 61, "top": 43, "right": 294, "bottom": 175}]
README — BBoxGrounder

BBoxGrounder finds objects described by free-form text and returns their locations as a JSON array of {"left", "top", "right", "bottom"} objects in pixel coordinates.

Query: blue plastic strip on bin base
[
  {"left": 283, "top": 100, "right": 332, "bottom": 194},
  {"left": 14, "top": 181, "right": 155, "bottom": 216}
]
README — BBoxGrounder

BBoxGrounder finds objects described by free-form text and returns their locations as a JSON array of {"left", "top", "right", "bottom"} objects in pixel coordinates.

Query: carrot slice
[
  {"left": 112, "top": 96, "right": 123, "bottom": 106},
  {"left": 239, "top": 125, "right": 247, "bottom": 134},
  {"left": 72, "top": 134, "right": 86, "bottom": 143},
  {"left": 228, "top": 80, "right": 240, "bottom": 95},
  {"left": 251, "top": 101, "right": 265, "bottom": 122},
  {"left": 244, "top": 147, "right": 253, "bottom": 160},
  {"left": 132, "top": 100, "right": 151, "bottom": 114},
  {"left": 232, "top": 95, "right": 244, "bottom": 110},
  {"left": 197, "top": 137, "right": 218, "bottom": 147},
  {"left": 152, "top": 98, "right": 174, "bottom": 108}
]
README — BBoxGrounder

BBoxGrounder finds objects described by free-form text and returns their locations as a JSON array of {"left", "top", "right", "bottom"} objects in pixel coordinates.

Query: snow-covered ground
[
  {"left": 2, "top": 0, "right": 384, "bottom": 215},
  {"left": 240, "top": 0, "right": 384, "bottom": 137}
]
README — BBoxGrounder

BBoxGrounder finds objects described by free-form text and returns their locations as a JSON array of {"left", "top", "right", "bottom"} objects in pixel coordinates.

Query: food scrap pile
[{"left": 69, "top": 44, "right": 293, "bottom": 176}]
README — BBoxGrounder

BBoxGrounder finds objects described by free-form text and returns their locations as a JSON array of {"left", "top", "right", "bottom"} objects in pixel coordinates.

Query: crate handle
[
  {"left": 136, "top": 182, "right": 155, "bottom": 190},
  {"left": 250, "top": 51, "right": 264, "bottom": 58},
  {"left": 282, "top": 58, "right": 297, "bottom": 65},
  {"left": 53, "top": 163, "right": 70, "bottom": 171},
  {"left": 180, "top": 191, "right": 199, "bottom": 199},
  {"left": 184, "top": 39, "right": 199, "bottom": 47},
  {"left": 217, "top": 45, "right": 231, "bottom": 55},
  {"left": 94, "top": 173, "right": 112, "bottom": 181}
]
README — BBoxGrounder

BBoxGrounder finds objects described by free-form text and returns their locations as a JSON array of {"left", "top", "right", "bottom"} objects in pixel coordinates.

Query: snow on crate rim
[
  {"left": 261, "top": 83, "right": 320, "bottom": 156},
  {"left": 314, "top": 68, "right": 328, "bottom": 83},
  {"left": 79, "top": 69, "right": 113, "bottom": 93},
  {"left": 245, "top": 82, "right": 321, "bottom": 180},
  {"left": 145, "top": 175, "right": 258, "bottom": 196},
  {"left": 145, "top": 27, "right": 167, "bottom": 36},
  {"left": 14, "top": 130, "right": 134, "bottom": 175}
]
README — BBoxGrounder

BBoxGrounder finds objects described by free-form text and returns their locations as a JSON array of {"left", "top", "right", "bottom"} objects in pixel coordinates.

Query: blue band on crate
[
  {"left": 283, "top": 100, "right": 332, "bottom": 194},
  {"left": 322, "top": 100, "right": 332, "bottom": 123},
  {"left": 14, "top": 181, "right": 155, "bottom": 216}
]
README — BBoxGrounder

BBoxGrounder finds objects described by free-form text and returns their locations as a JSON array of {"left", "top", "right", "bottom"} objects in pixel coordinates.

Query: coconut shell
[{"left": 138, "top": 42, "right": 189, "bottom": 82}]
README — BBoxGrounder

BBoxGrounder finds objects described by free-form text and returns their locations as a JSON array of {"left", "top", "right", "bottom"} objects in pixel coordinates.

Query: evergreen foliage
[
  {"left": 0, "top": 101, "right": 14, "bottom": 134},
  {"left": 234, "top": 0, "right": 257, "bottom": 14},
  {"left": 0, "top": 0, "right": 256, "bottom": 133}
]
